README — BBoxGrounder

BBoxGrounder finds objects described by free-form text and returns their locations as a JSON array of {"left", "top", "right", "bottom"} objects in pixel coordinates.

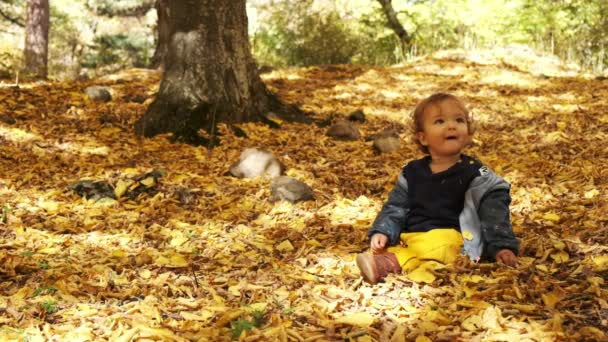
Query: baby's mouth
[{"left": 445, "top": 136, "right": 458, "bottom": 140}]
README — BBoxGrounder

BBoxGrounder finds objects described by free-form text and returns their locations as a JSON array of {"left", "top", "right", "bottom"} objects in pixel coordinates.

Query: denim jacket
[{"left": 368, "top": 163, "right": 519, "bottom": 261}]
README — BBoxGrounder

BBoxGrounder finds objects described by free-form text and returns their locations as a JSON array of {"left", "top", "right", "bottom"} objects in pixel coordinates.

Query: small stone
[
  {"left": 370, "top": 128, "right": 400, "bottom": 153},
  {"left": 347, "top": 110, "right": 366, "bottom": 122},
  {"left": 85, "top": 86, "right": 112, "bottom": 102},
  {"left": 326, "top": 120, "right": 360, "bottom": 141},
  {"left": 229, "top": 148, "right": 283, "bottom": 178},
  {"left": 270, "top": 176, "right": 314, "bottom": 203},
  {"left": 373, "top": 136, "right": 400, "bottom": 153}
]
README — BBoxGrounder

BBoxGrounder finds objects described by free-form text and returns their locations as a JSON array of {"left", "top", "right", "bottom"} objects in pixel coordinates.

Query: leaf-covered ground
[{"left": 0, "top": 49, "right": 607, "bottom": 341}]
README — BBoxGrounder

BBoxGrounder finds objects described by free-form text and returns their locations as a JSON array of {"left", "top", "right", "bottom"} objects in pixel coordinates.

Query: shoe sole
[{"left": 356, "top": 254, "right": 379, "bottom": 284}]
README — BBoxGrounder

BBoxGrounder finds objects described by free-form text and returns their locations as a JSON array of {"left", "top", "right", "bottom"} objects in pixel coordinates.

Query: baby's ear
[{"left": 416, "top": 132, "right": 428, "bottom": 146}]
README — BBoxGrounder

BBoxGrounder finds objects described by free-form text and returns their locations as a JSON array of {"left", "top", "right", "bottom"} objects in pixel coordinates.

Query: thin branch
[{"left": 0, "top": 7, "right": 24, "bottom": 27}]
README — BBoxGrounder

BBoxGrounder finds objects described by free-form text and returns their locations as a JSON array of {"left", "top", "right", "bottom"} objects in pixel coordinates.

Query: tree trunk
[
  {"left": 135, "top": 0, "right": 308, "bottom": 143},
  {"left": 24, "top": 0, "right": 49, "bottom": 79},
  {"left": 150, "top": 0, "right": 170, "bottom": 69},
  {"left": 377, "top": 0, "right": 410, "bottom": 57}
]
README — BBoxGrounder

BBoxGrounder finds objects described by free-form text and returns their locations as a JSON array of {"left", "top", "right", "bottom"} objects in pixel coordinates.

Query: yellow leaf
[
  {"left": 155, "top": 253, "right": 189, "bottom": 268},
  {"left": 289, "top": 273, "right": 316, "bottom": 281},
  {"left": 542, "top": 290, "right": 564, "bottom": 309},
  {"left": 461, "top": 314, "right": 482, "bottom": 331},
  {"left": 550, "top": 250, "right": 569, "bottom": 263},
  {"left": 170, "top": 232, "right": 189, "bottom": 247},
  {"left": 424, "top": 310, "right": 451, "bottom": 325},
  {"left": 335, "top": 312, "right": 375, "bottom": 328},
  {"left": 215, "top": 309, "right": 245, "bottom": 327},
  {"left": 391, "top": 325, "right": 407, "bottom": 342},
  {"left": 462, "top": 275, "right": 485, "bottom": 283},
  {"left": 584, "top": 189, "right": 599, "bottom": 199},
  {"left": 228, "top": 285, "right": 241, "bottom": 297},
  {"left": 418, "top": 321, "right": 438, "bottom": 331},
  {"left": 111, "top": 250, "right": 126, "bottom": 258},
  {"left": 591, "top": 255, "right": 608, "bottom": 272},
  {"left": 180, "top": 310, "right": 214, "bottom": 322},
  {"left": 114, "top": 179, "right": 129, "bottom": 198},
  {"left": 415, "top": 336, "right": 432, "bottom": 342},
  {"left": 542, "top": 213, "right": 560, "bottom": 222},
  {"left": 140, "top": 177, "right": 155, "bottom": 187},
  {"left": 38, "top": 200, "right": 59, "bottom": 214},
  {"left": 481, "top": 306, "right": 501, "bottom": 330},
  {"left": 305, "top": 239, "right": 322, "bottom": 247},
  {"left": 65, "top": 326, "right": 95, "bottom": 341},
  {"left": 456, "top": 300, "right": 491, "bottom": 309},
  {"left": 139, "top": 269, "right": 151, "bottom": 279},
  {"left": 276, "top": 240, "right": 294, "bottom": 252},
  {"left": 510, "top": 304, "right": 538, "bottom": 314},
  {"left": 536, "top": 264, "right": 549, "bottom": 272},
  {"left": 248, "top": 302, "right": 267, "bottom": 312},
  {"left": 462, "top": 231, "right": 474, "bottom": 240},
  {"left": 406, "top": 267, "right": 435, "bottom": 283},
  {"left": 100, "top": 127, "right": 122, "bottom": 135},
  {"left": 587, "top": 276, "right": 604, "bottom": 286},
  {"left": 463, "top": 286, "right": 476, "bottom": 298},
  {"left": 551, "top": 239, "right": 566, "bottom": 251},
  {"left": 38, "top": 246, "right": 60, "bottom": 254},
  {"left": 356, "top": 336, "right": 373, "bottom": 342}
]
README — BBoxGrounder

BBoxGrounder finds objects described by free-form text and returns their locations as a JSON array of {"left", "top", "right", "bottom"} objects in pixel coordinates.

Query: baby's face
[{"left": 417, "top": 99, "right": 471, "bottom": 158}]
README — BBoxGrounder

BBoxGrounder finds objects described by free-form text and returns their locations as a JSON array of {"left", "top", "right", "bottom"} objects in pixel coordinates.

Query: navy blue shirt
[{"left": 404, "top": 154, "right": 483, "bottom": 232}]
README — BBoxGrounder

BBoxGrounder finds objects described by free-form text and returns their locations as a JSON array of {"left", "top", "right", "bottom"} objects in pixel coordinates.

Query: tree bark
[
  {"left": 150, "top": 0, "right": 170, "bottom": 69},
  {"left": 135, "top": 0, "right": 308, "bottom": 143},
  {"left": 377, "top": 0, "right": 410, "bottom": 56},
  {"left": 24, "top": 0, "right": 49, "bottom": 79}
]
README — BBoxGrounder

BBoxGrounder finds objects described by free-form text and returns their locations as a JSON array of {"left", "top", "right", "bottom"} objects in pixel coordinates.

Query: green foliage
[
  {"left": 82, "top": 33, "right": 152, "bottom": 70},
  {"left": 1, "top": 204, "right": 10, "bottom": 224},
  {"left": 250, "top": 0, "right": 608, "bottom": 73},
  {"left": 229, "top": 310, "right": 266, "bottom": 339},
  {"left": 251, "top": 2, "right": 365, "bottom": 67},
  {"left": 38, "top": 260, "right": 50, "bottom": 270},
  {"left": 33, "top": 286, "right": 58, "bottom": 297},
  {"left": 40, "top": 300, "right": 58, "bottom": 314}
]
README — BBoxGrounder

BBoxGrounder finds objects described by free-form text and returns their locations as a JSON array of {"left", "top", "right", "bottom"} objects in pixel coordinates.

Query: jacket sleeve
[
  {"left": 367, "top": 172, "right": 410, "bottom": 246},
  {"left": 478, "top": 188, "right": 519, "bottom": 260}
]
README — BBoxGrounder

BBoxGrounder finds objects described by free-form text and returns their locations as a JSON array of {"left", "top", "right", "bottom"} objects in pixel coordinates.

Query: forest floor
[{"left": 0, "top": 49, "right": 607, "bottom": 341}]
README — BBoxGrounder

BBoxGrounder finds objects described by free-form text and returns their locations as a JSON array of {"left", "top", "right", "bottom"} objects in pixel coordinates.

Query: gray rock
[
  {"left": 270, "top": 176, "right": 314, "bottom": 203},
  {"left": 85, "top": 86, "right": 112, "bottom": 102},
  {"left": 229, "top": 148, "right": 283, "bottom": 178},
  {"left": 373, "top": 135, "right": 400, "bottom": 153},
  {"left": 369, "top": 128, "right": 401, "bottom": 153},
  {"left": 326, "top": 120, "right": 360, "bottom": 141}
]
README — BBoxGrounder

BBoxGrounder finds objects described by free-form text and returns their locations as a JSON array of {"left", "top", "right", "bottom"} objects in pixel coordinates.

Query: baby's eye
[
  {"left": 456, "top": 117, "right": 466, "bottom": 123},
  {"left": 434, "top": 119, "right": 444, "bottom": 124}
]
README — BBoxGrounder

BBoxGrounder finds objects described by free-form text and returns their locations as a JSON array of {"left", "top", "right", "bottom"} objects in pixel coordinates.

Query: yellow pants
[{"left": 387, "top": 229, "right": 464, "bottom": 275}]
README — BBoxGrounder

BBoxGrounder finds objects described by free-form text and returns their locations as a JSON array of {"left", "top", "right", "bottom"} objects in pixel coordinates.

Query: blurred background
[{"left": 1, "top": 0, "right": 607, "bottom": 80}]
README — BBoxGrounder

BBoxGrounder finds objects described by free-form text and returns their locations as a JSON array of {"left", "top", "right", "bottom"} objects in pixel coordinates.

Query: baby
[{"left": 357, "top": 93, "right": 519, "bottom": 284}]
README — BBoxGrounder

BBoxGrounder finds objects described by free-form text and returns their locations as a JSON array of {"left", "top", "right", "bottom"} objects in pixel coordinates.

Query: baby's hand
[
  {"left": 370, "top": 233, "right": 389, "bottom": 252},
  {"left": 495, "top": 249, "right": 517, "bottom": 266}
]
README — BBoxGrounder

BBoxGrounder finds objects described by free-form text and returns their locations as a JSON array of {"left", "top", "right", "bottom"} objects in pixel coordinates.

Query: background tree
[
  {"left": 23, "top": 0, "right": 49, "bottom": 79},
  {"left": 135, "top": 0, "right": 308, "bottom": 144},
  {"left": 376, "top": 0, "right": 411, "bottom": 58},
  {"left": 150, "top": 0, "right": 169, "bottom": 69}
]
